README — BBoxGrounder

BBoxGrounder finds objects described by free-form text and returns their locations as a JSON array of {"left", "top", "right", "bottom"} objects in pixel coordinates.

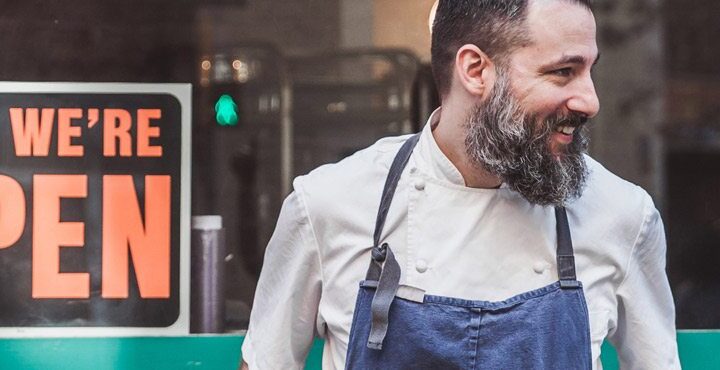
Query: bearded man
[{"left": 240, "top": 0, "right": 680, "bottom": 369}]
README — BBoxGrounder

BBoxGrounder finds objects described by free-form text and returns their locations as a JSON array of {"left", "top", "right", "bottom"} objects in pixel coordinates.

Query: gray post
[{"left": 191, "top": 215, "right": 226, "bottom": 333}]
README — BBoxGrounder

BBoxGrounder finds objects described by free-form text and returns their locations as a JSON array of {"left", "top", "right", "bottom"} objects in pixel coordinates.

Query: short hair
[{"left": 430, "top": 0, "right": 593, "bottom": 99}]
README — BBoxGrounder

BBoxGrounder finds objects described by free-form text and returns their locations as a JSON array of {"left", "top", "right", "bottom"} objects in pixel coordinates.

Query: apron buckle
[
  {"left": 560, "top": 280, "right": 580, "bottom": 289},
  {"left": 371, "top": 243, "right": 389, "bottom": 262}
]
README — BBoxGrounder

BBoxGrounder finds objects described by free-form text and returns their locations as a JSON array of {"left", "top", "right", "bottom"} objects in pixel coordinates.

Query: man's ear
[{"left": 454, "top": 44, "right": 496, "bottom": 98}]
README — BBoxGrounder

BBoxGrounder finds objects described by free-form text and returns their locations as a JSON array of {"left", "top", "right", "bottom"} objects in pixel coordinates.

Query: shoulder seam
[
  {"left": 293, "top": 179, "right": 327, "bottom": 289},
  {"left": 616, "top": 190, "right": 653, "bottom": 291}
]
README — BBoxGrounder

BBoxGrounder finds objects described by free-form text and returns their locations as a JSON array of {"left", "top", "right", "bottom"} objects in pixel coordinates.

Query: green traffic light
[{"left": 215, "top": 94, "right": 239, "bottom": 126}]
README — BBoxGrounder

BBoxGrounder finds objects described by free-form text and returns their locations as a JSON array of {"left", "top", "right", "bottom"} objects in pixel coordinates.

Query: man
[{"left": 241, "top": 0, "right": 680, "bottom": 369}]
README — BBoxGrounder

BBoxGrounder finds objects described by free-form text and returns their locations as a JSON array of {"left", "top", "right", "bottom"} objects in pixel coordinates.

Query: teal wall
[{"left": 0, "top": 331, "right": 715, "bottom": 369}]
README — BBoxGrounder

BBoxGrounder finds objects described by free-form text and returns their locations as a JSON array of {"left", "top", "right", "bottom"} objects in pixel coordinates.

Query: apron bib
[{"left": 344, "top": 134, "right": 592, "bottom": 370}]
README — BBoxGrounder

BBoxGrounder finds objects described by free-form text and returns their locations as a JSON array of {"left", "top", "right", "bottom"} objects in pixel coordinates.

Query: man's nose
[{"left": 566, "top": 76, "right": 600, "bottom": 118}]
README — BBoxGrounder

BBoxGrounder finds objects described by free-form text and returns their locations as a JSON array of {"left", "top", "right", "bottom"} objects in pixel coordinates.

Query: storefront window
[{"left": 0, "top": 0, "right": 718, "bottom": 332}]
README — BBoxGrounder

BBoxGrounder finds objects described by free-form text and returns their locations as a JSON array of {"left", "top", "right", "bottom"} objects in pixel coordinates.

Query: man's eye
[{"left": 551, "top": 68, "right": 572, "bottom": 77}]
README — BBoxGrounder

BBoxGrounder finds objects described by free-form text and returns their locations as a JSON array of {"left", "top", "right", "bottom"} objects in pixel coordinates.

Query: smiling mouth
[
  {"left": 555, "top": 125, "right": 577, "bottom": 135},
  {"left": 550, "top": 124, "right": 580, "bottom": 150}
]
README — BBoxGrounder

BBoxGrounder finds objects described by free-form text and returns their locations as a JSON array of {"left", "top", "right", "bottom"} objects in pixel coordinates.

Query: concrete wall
[
  {"left": 372, "top": 0, "right": 435, "bottom": 61},
  {"left": 340, "top": 0, "right": 374, "bottom": 48}
]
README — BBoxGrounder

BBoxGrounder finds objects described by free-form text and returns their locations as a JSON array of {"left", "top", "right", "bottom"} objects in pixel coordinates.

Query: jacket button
[
  {"left": 533, "top": 261, "right": 547, "bottom": 274},
  {"left": 416, "top": 259, "right": 428, "bottom": 273},
  {"left": 414, "top": 180, "right": 426, "bottom": 191}
]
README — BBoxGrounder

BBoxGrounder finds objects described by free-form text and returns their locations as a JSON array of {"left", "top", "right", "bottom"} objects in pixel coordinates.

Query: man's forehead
[{"left": 522, "top": 0, "right": 598, "bottom": 64}]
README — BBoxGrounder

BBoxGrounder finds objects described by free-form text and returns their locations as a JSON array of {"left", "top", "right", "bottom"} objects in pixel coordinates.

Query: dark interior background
[{"left": 0, "top": 0, "right": 718, "bottom": 330}]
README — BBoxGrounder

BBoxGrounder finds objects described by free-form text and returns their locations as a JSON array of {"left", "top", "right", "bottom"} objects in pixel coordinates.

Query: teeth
[{"left": 556, "top": 126, "right": 576, "bottom": 135}]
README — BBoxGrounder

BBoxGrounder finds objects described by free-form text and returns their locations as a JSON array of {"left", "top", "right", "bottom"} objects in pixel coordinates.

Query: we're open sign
[{"left": 0, "top": 83, "right": 190, "bottom": 336}]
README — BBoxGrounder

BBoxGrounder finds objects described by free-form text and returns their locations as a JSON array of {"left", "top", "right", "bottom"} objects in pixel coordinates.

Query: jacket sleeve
[
  {"left": 608, "top": 194, "right": 681, "bottom": 369},
  {"left": 241, "top": 188, "right": 323, "bottom": 370}
]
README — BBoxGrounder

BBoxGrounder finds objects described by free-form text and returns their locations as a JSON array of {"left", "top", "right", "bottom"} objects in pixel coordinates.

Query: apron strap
[
  {"left": 555, "top": 206, "right": 579, "bottom": 288},
  {"left": 367, "top": 244, "right": 401, "bottom": 349},
  {"left": 366, "top": 133, "right": 421, "bottom": 281},
  {"left": 366, "top": 134, "right": 420, "bottom": 350}
]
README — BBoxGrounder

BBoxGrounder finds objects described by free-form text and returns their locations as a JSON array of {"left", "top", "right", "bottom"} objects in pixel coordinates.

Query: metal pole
[{"left": 190, "top": 215, "right": 226, "bottom": 333}]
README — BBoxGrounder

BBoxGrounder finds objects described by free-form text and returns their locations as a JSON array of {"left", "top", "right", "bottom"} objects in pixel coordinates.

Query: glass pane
[{"left": 1, "top": 0, "right": 718, "bottom": 336}]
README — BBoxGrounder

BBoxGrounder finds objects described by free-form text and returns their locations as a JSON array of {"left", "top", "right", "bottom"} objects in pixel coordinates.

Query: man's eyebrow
[{"left": 543, "top": 53, "right": 601, "bottom": 68}]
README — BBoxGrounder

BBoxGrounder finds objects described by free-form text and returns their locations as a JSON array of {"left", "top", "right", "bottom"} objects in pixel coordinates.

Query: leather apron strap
[
  {"left": 365, "top": 133, "right": 421, "bottom": 282},
  {"left": 365, "top": 133, "right": 420, "bottom": 350},
  {"left": 555, "top": 206, "right": 579, "bottom": 288}
]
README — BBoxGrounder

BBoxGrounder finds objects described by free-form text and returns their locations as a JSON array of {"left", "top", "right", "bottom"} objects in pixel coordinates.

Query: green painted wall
[
  {"left": 0, "top": 336, "right": 242, "bottom": 370},
  {"left": 0, "top": 331, "right": 715, "bottom": 369}
]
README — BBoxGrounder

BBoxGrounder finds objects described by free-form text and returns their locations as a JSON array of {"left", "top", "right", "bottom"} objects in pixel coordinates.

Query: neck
[{"left": 432, "top": 102, "right": 502, "bottom": 189}]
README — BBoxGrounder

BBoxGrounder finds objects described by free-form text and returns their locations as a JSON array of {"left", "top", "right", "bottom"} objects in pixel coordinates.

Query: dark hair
[{"left": 430, "top": 0, "right": 593, "bottom": 99}]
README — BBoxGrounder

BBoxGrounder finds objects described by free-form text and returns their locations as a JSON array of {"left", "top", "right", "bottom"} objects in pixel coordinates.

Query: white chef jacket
[{"left": 242, "top": 110, "right": 681, "bottom": 370}]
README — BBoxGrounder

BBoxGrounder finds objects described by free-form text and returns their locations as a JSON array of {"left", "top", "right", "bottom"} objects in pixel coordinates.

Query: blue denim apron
[{"left": 344, "top": 134, "right": 592, "bottom": 369}]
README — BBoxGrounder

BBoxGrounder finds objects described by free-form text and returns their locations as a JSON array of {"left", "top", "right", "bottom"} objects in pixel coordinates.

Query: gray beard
[{"left": 464, "top": 74, "right": 589, "bottom": 206}]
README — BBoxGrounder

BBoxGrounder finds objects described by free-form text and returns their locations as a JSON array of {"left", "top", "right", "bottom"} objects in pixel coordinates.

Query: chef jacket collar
[{"left": 417, "top": 108, "right": 509, "bottom": 190}]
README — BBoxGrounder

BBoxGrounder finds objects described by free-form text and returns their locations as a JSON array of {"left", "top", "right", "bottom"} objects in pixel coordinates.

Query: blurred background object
[
  {"left": 288, "top": 49, "right": 428, "bottom": 176},
  {"left": 191, "top": 215, "right": 227, "bottom": 333},
  {"left": 195, "top": 45, "right": 292, "bottom": 329},
  {"left": 0, "top": 0, "right": 717, "bottom": 331}
]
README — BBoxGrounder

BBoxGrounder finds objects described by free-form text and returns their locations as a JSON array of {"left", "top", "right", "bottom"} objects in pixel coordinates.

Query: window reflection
[{"left": 0, "top": 0, "right": 718, "bottom": 331}]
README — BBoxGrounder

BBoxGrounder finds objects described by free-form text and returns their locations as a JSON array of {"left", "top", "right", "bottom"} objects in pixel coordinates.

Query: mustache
[{"left": 546, "top": 112, "right": 589, "bottom": 129}]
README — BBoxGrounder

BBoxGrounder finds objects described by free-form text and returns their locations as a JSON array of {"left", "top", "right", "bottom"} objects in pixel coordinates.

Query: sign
[{"left": 0, "top": 83, "right": 191, "bottom": 337}]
